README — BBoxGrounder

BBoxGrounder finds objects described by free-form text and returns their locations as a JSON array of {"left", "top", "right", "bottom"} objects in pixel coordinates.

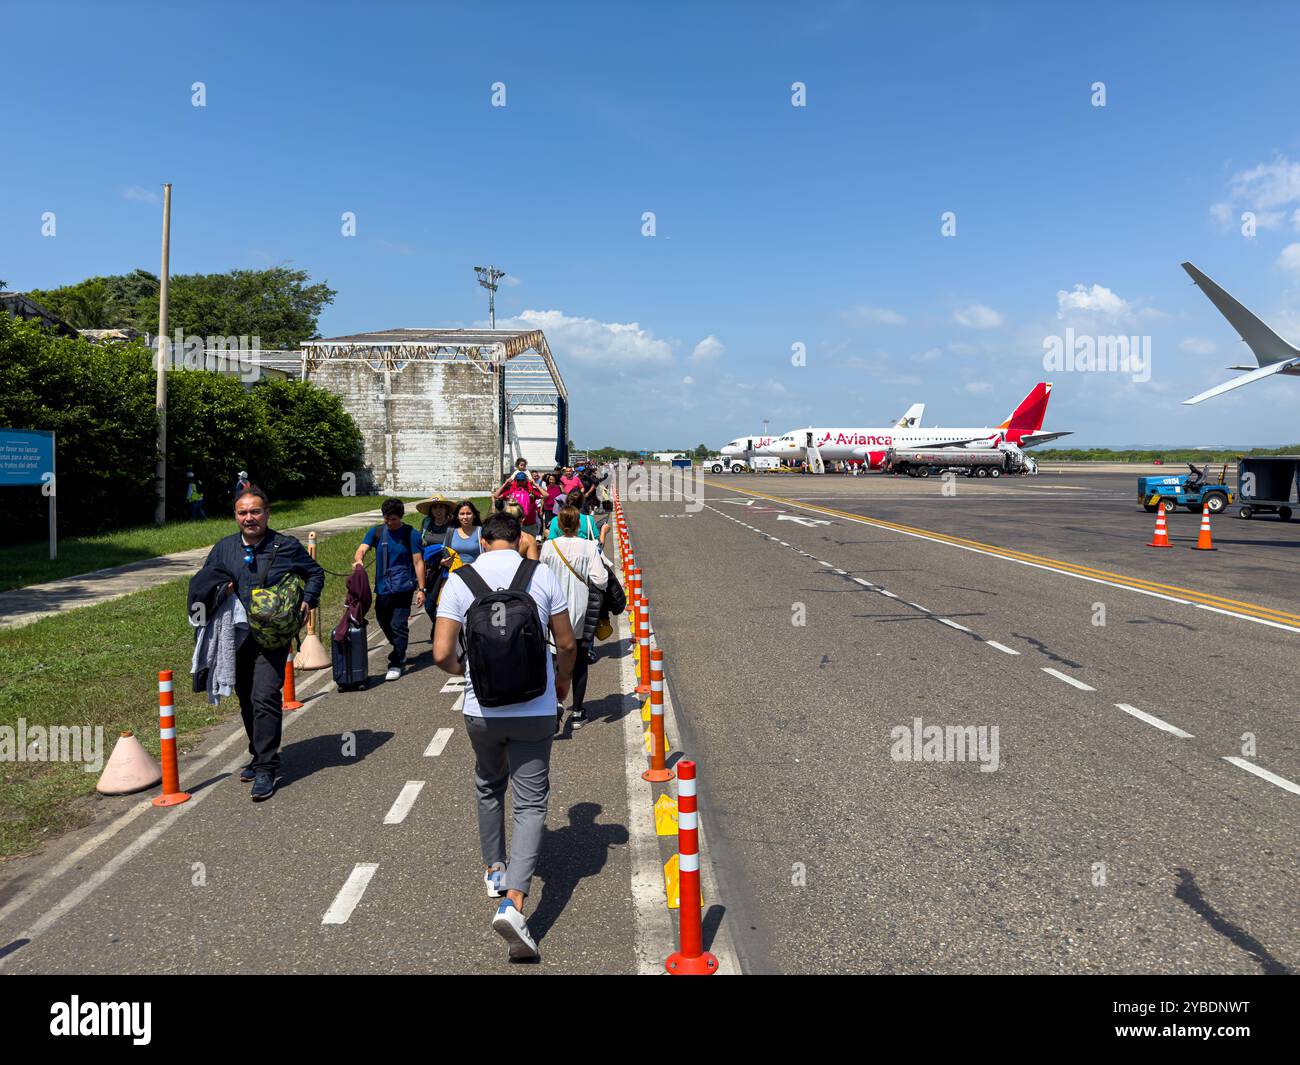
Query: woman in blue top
[
  {"left": 449, "top": 500, "right": 483, "bottom": 565},
  {"left": 546, "top": 489, "right": 607, "bottom": 549}
]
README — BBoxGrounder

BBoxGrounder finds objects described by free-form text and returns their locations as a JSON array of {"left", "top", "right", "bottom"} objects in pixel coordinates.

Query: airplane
[
  {"left": 1181, "top": 261, "right": 1300, "bottom": 404},
  {"left": 766, "top": 383, "right": 1069, "bottom": 469},
  {"left": 720, "top": 403, "right": 926, "bottom": 459}
]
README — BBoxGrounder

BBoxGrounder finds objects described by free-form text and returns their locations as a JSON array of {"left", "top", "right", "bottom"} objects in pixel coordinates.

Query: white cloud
[
  {"left": 915, "top": 347, "right": 943, "bottom": 362},
  {"left": 846, "top": 305, "right": 906, "bottom": 325},
  {"left": 504, "top": 309, "right": 674, "bottom": 366},
  {"left": 964, "top": 381, "right": 993, "bottom": 394},
  {"left": 1178, "top": 337, "right": 1216, "bottom": 356},
  {"left": 1277, "top": 243, "right": 1300, "bottom": 277},
  {"left": 1056, "top": 283, "right": 1132, "bottom": 319},
  {"left": 682, "top": 375, "right": 695, "bottom": 385},
  {"left": 953, "top": 304, "right": 1004, "bottom": 329},
  {"left": 691, "top": 335, "right": 725, "bottom": 362},
  {"left": 122, "top": 186, "right": 160, "bottom": 204},
  {"left": 1227, "top": 156, "right": 1300, "bottom": 210},
  {"left": 502, "top": 275, "right": 522, "bottom": 287}
]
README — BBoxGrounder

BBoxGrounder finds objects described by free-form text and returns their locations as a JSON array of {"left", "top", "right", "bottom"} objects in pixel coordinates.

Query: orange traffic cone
[
  {"left": 282, "top": 659, "right": 304, "bottom": 711},
  {"left": 96, "top": 730, "right": 162, "bottom": 795},
  {"left": 1148, "top": 505, "right": 1172, "bottom": 548},
  {"left": 1192, "top": 505, "right": 1216, "bottom": 551}
]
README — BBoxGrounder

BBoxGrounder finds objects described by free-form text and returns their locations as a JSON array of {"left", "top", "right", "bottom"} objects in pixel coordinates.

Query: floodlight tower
[{"left": 474, "top": 264, "right": 506, "bottom": 328}]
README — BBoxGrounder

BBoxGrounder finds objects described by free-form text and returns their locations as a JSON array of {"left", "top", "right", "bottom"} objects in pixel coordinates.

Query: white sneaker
[
  {"left": 385, "top": 666, "right": 402, "bottom": 682},
  {"left": 492, "top": 899, "right": 539, "bottom": 960},
  {"left": 484, "top": 863, "right": 506, "bottom": 898}
]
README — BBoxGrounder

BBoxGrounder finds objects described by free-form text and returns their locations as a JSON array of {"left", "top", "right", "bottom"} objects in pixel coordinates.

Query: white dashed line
[
  {"left": 1041, "top": 667, "right": 1095, "bottom": 692},
  {"left": 832, "top": 568, "right": 848, "bottom": 575},
  {"left": 439, "top": 677, "right": 467, "bottom": 693},
  {"left": 879, "top": 590, "right": 898, "bottom": 599},
  {"left": 1222, "top": 757, "right": 1300, "bottom": 796},
  {"left": 452, "top": 692, "right": 465, "bottom": 712},
  {"left": 985, "top": 640, "right": 1020, "bottom": 656},
  {"left": 382, "top": 781, "right": 426, "bottom": 824},
  {"left": 817, "top": 560, "right": 833, "bottom": 568},
  {"left": 1114, "top": 703, "right": 1193, "bottom": 739},
  {"left": 423, "top": 727, "right": 454, "bottom": 757},
  {"left": 778, "top": 541, "right": 790, "bottom": 546},
  {"left": 938, "top": 618, "right": 970, "bottom": 632},
  {"left": 322, "top": 863, "right": 379, "bottom": 925},
  {"left": 852, "top": 577, "right": 874, "bottom": 587}
]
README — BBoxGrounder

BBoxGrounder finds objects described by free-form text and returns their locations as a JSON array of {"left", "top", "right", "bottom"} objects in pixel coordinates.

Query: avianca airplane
[
  {"left": 720, "top": 403, "right": 926, "bottom": 458},
  {"left": 766, "top": 383, "right": 1069, "bottom": 469}
]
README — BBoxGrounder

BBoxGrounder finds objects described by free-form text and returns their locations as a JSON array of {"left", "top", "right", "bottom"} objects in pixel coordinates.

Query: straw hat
[{"left": 415, "top": 495, "right": 454, "bottom": 518}]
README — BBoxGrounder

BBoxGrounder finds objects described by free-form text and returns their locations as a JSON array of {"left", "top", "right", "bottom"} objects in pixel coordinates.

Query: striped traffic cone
[
  {"left": 1147, "top": 505, "right": 1172, "bottom": 548},
  {"left": 152, "top": 671, "right": 191, "bottom": 808},
  {"left": 665, "top": 761, "right": 718, "bottom": 975},
  {"left": 1192, "top": 505, "right": 1216, "bottom": 551},
  {"left": 281, "top": 659, "right": 303, "bottom": 711}
]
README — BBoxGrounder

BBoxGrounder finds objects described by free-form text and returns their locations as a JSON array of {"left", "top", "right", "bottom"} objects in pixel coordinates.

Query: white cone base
[{"left": 96, "top": 733, "right": 163, "bottom": 795}]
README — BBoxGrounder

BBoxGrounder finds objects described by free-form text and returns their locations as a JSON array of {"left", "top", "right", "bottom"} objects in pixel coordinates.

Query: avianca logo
[{"left": 817, "top": 432, "right": 893, "bottom": 447}]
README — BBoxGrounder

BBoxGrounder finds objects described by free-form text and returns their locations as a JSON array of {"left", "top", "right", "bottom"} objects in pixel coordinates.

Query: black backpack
[{"left": 455, "top": 559, "right": 549, "bottom": 708}]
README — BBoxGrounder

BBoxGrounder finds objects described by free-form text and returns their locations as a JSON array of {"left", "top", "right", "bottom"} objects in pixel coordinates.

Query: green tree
[
  {"left": 28, "top": 266, "right": 336, "bottom": 347},
  {"left": 254, "top": 378, "right": 363, "bottom": 498}
]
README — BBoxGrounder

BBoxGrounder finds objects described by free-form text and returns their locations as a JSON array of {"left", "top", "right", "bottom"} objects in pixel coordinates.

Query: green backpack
[{"left": 248, "top": 541, "right": 305, "bottom": 650}]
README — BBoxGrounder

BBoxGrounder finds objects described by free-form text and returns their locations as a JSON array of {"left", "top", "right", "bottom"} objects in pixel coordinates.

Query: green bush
[{"left": 0, "top": 313, "right": 362, "bottom": 543}]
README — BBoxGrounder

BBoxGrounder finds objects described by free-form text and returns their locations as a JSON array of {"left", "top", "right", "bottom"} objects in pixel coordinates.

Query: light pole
[
  {"left": 474, "top": 264, "right": 506, "bottom": 328},
  {"left": 155, "top": 183, "right": 172, "bottom": 526}
]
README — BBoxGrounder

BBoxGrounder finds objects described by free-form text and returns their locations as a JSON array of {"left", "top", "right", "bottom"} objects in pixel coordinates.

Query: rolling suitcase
[{"left": 332, "top": 621, "right": 368, "bottom": 691}]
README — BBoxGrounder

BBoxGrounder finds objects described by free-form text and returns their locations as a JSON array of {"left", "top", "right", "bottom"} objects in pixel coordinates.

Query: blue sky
[{"left": 7, "top": 0, "right": 1300, "bottom": 447}]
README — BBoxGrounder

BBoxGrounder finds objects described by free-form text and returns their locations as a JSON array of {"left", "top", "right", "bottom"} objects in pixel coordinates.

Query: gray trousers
[{"left": 464, "top": 714, "right": 554, "bottom": 896}]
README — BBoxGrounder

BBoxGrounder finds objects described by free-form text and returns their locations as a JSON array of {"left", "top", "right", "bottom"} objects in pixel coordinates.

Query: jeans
[
  {"left": 234, "top": 638, "right": 290, "bottom": 773},
  {"left": 464, "top": 714, "right": 555, "bottom": 896},
  {"left": 375, "top": 589, "right": 414, "bottom": 667}
]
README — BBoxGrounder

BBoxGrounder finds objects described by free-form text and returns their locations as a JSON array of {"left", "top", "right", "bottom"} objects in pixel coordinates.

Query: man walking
[
  {"left": 185, "top": 470, "right": 206, "bottom": 520},
  {"left": 354, "top": 498, "right": 426, "bottom": 682},
  {"left": 433, "top": 511, "right": 577, "bottom": 961},
  {"left": 201, "top": 485, "right": 324, "bottom": 800}
]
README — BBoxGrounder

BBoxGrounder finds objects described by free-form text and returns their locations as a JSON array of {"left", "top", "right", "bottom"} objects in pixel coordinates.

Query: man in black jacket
[{"left": 201, "top": 485, "right": 325, "bottom": 801}]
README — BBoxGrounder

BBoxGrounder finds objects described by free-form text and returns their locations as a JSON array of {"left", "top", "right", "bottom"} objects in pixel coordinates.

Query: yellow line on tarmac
[{"left": 704, "top": 481, "right": 1300, "bottom": 630}]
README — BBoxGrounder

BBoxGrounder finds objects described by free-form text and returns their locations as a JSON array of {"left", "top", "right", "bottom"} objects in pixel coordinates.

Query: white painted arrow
[
  {"left": 777, "top": 514, "right": 833, "bottom": 527},
  {"left": 716, "top": 499, "right": 758, "bottom": 506}
]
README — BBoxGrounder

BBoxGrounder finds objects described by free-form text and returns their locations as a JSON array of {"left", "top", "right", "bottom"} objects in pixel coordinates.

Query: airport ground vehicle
[
  {"left": 1235, "top": 455, "right": 1300, "bottom": 520},
  {"left": 708, "top": 455, "right": 780, "bottom": 474},
  {"left": 884, "top": 444, "right": 1036, "bottom": 478},
  {"left": 1137, "top": 464, "right": 1233, "bottom": 514}
]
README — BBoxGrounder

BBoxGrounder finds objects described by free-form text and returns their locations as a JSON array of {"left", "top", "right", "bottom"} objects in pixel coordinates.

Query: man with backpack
[
  {"left": 433, "top": 510, "right": 577, "bottom": 962},
  {"left": 199, "top": 485, "right": 324, "bottom": 801},
  {"left": 354, "top": 498, "right": 427, "bottom": 682}
]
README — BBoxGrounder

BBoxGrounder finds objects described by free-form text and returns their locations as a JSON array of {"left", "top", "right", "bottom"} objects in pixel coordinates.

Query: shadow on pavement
[
  {"left": 528, "top": 802, "right": 630, "bottom": 943},
  {"left": 276, "top": 728, "right": 394, "bottom": 789}
]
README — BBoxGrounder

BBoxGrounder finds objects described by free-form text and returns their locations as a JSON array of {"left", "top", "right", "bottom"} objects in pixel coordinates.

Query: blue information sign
[{"left": 0, "top": 428, "right": 55, "bottom": 486}]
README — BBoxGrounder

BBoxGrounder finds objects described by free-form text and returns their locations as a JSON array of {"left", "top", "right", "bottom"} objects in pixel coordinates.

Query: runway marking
[
  {"left": 832, "top": 568, "right": 848, "bottom": 575},
  {"left": 322, "top": 863, "right": 379, "bottom": 924},
  {"left": 383, "top": 781, "right": 426, "bottom": 824},
  {"left": 1041, "top": 667, "right": 1095, "bottom": 691},
  {"left": 985, "top": 640, "right": 1021, "bottom": 655},
  {"left": 852, "top": 577, "right": 874, "bottom": 587},
  {"left": 702, "top": 481, "right": 1300, "bottom": 634},
  {"left": 817, "top": 560, "right": 833, "bottom": 568},
  {"left": 1115, "top": 703, "right": 1193, "bottom": 739},
  {"left": 879, "top": 590, "right": 898, "bottom": 598},
  {"left": 423, "top": 727, "right": 454, "bottom": 757},
  {"left": 440, "top": 677, "right": 467, "bottom": 692},
  {"left": 452, "top": 692, "right": 465, "bottom": 712},
  {"left": 907, "top": 602, "right": 931, "bottom": 612},
  {"left": 938, "top": 618, "right": 971, "bottom": 632},
  {"left": 1222, "top": 757, "right": 1300, "bottom": 797}
]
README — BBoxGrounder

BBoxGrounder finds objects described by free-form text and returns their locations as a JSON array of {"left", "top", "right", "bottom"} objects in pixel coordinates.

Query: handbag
[{"left": 601, "top": 564, "right": 626, "bottom": 616}]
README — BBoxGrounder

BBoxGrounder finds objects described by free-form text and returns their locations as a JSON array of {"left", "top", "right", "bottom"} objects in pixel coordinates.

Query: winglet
[{"left": 1181, "top": 262, "right": 1300, "bottom": 366}]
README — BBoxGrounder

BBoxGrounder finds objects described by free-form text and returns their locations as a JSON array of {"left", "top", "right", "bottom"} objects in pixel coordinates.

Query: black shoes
[
  {"left": 250, "top": 771, "right": 276, "bottom": 801},
  {"left": 571, "top": 709, "right": 588, "bottom": 729},
  {"left": 239, "top": 764, "right": 256, "bottom": 783}
]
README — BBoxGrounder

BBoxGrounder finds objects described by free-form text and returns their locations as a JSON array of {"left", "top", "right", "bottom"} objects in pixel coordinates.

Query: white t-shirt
[{"left": 436, "top": 549, "right": 569, "bottom": 718}]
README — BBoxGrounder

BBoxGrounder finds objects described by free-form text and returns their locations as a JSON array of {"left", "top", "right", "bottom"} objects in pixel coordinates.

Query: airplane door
[
  {"left": 805, "top": 431, "right": 813, "bottom": 448},
  {"left": 746, "top": 438, "right": 753, "bottom": 451}
]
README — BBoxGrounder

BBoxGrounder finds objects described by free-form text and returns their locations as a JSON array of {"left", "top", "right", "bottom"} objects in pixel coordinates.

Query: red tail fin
[{"left": 997, "top": 382, "right": 1052, "bottom": 434}]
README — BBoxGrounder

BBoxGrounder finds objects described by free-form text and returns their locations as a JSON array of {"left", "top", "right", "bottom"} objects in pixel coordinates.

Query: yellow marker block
[
  {"left": 663, "top": 853, "right": 703, "bottom": 910},
  {"left": 653, "top": 793, "right": 678, "bottom": 835},
  {"left": 641, "top": 697, "right": 652, "bottom": 723},
  {"left": 644, "top": 730, "right": 671, "bottom": 756}
]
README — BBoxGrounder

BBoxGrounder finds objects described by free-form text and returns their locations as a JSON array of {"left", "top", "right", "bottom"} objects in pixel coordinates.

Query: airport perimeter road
[
  {"left": 627, "top": 478, "right": 1300, "bottom": 975},
  {"left": 0, "top": 616, "right": 651, "bottom": 975}
]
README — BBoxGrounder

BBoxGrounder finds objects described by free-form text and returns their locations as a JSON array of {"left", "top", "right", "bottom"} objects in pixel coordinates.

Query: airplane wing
[
  {"left": 1016, "top": 430, "right": 1072, "bottom": 448},
  {"left": 1182, "top": 357, "right": 1300, "bottom": 405},
  {"left": 1181, "top": 261, "right": 1300, "bottom": 365},
  {"left": 925, "top": 435, "right": 1004, "bottom": 449}
]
